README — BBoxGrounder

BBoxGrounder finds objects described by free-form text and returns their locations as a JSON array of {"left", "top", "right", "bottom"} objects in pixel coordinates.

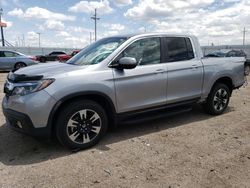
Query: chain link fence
[
  {"left": 1, "top": 45, "right": 250, "bottom": 58},
  {"left": 0, "top": 46, "right": 79, "bottom": 56}
]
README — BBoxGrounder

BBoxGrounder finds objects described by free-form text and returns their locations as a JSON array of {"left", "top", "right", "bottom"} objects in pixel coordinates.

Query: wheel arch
[
  {"left": 48, "top": 91, "right": 117, "bottom": 136},
  {"left": 244, "top": 60, "right": 250, "bottom": 75},
  {"left": 14, "top": 62, "right": 27, "bottom": 69},
  {"left": 211, "top": 76, "right": 233, "bottom": 95},
  {"left": 15, "top": 61, "right": 27, "bottom": 66}
]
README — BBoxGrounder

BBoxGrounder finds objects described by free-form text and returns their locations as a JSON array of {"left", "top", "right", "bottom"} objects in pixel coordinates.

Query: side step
[{"left": 118, "top": 105, "right": 193, "bottom": 125}]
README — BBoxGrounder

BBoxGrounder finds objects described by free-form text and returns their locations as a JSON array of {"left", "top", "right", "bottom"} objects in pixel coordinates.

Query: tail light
[{"left": 29, "top": 56, "right": 37, "bottom": 61}]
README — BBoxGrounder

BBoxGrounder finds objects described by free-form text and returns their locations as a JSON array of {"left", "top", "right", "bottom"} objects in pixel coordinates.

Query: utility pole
[
  {"left": 17, "top": 36, "right": 20, "bottom": 47},
  {"left": 91, "top": 9, "right": 100, "bottom": 41},
  {"left": 243, "top": 27, "right": 247, "bottom": 47},
  {"left": 22, "top": 34, "right": 25, "bottom": 47},
  {"left": 0, "top": 8, "right": 5, "bottom": 46},
  {"left": 36, "top": 32, "right": 41, "bottom": 47}
]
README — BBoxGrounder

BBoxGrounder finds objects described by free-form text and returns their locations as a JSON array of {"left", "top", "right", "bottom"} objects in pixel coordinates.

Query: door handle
[
  {"left": 191, "top": 65, "right": 199, "bottom": 69},
  {"left": 155, "top": 69, "right": 165, "bottom": 73}
]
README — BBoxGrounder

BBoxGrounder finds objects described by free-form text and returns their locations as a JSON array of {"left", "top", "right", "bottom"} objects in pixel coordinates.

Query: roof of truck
[{"left": 110, "top": 33, "right": 195, "bottom": 38}]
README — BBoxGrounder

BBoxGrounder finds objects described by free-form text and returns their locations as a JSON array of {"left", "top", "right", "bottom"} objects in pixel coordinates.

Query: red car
[{"left": 57, "top": 50, "right": 80, "bottom": 62}]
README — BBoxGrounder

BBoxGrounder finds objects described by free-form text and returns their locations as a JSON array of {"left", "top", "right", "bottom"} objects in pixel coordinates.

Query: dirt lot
[{"left": 0, "top": 72, "right": 249, "bottom": 188}]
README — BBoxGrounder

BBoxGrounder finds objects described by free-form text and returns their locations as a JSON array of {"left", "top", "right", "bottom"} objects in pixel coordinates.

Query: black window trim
[{"left": 185, "top": 37, "right": 195, "bottom": 60}]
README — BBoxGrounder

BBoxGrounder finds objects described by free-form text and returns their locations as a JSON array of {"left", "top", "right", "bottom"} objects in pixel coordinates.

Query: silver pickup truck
[{"left": 2, "top": 33, "right": 247, "bottom": 150}]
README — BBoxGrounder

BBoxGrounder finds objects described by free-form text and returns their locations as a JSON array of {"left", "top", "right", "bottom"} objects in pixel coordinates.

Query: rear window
[
  {"left": 50, "top": 52, "right": 65, "bottom": 55},
  {"left": 166, "top": 37, "right": 194, "bottom": 62}
]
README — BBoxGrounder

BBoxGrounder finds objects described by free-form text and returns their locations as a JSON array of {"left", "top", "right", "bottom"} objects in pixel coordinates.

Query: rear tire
[
  {"left": 55, "top": 100, "right": 108, "bottom": 150},
  {"left": 40, "top": 57, "right": 46, "bottom": 62},
  {"left": 203, "top": 83, "right": 230, "bottom": 115},
  {"left": 14, "top": 62, "right": 26, "bottom": 70},
  {"left": 245, "top": 65, "right": 250, "bottom": 75}
]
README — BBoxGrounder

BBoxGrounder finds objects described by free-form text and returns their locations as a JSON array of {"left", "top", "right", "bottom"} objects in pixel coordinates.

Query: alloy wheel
[
  {"left": 213, "top": 88, "right": 229, "bottom": 112},
  {"left": 66, "top": 109, "right": 102, "bottom": 144},
  {"left": 15, "top": 63, "right": 26, "bottom": 69}
]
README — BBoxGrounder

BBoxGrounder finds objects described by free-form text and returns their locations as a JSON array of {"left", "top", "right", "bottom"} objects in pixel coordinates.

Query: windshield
[{"left": 67, "top": 37, "right": 127, "bottom": 65}]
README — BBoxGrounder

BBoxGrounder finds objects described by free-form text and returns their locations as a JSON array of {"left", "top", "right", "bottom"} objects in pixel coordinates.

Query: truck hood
[{"left": 15, "top": 62, "right": 87, "bottom": 78}]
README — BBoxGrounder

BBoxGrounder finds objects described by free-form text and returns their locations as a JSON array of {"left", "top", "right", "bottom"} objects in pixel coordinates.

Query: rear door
[
  {"left": 165, "top": 37, "right": 203, "bottom": 103},
  {"left": 112, "top": 37, "right": 168, "bottom": 113}
]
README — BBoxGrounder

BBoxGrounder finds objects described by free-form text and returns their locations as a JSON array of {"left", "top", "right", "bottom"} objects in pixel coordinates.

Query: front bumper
[
  {"left": 3, "top": 108, "right": 51, "bottom": 138},
  {"left": 2, "top": 90, "right": 57, "bottom": 138},
  {"left": 2, "top": 90, "right": 57, "bottom": 128}
]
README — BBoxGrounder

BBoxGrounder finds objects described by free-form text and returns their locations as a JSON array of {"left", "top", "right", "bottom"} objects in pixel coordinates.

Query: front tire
[
  {"left": 55, "top": 100, "right": 108, "bottom": 150},
  {"left": 203, "top": 83, "right": 230, "bottom": 115}
]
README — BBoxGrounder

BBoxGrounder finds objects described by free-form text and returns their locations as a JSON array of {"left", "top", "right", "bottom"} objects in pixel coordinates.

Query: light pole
[
  {"left": 36, "top": 32, "right": 41, "bottom": 47},
  {"left": 0, "top": 8, "right": 5, "bottom": 46},
  {"left": 91, "top": 9, "right": 100, "bottom": 41}
]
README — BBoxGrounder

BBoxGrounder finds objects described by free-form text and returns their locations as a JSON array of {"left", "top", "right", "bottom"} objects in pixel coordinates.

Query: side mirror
[{"left": 116, "top": 57, "right": 137, "bottom": 69}]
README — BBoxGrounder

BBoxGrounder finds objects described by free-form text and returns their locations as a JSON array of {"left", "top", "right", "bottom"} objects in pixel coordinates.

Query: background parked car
[
  {"left": 36, "top": 51, "right": 66, "bottom": 62},
  {"left": 205, "top": 49, "right": 247, "bottom": 57},
  {"left": 225, "top": 49, "right": 247, "bottom": 57},
  {"left": 204, "top": 51, "right": 226, "bottom": 57},
  {"left": 57, "top": 50, "right": 80, "bottom": 62},
  {"left": 0, "top": 50, "right": 38, "bottom": 70}
]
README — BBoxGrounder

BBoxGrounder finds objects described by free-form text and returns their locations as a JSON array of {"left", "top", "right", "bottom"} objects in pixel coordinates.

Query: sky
[{"left": 0, "top": 0, "right": 249, "bottom": 48}]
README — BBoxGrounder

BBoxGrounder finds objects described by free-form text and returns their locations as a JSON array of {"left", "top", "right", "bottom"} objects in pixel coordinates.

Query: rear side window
[{"left": 166, "top": 37, "right": 194, "bottom": 62}]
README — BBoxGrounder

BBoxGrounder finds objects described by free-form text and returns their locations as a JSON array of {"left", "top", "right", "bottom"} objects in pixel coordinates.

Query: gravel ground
[{"left": 0, "top": 72, "right": 249, "bottom": 188}]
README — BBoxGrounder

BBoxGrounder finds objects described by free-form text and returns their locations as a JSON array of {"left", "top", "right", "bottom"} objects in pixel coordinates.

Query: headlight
[{"left": 10, "top": 79, "right": 55, "bottom": 96}]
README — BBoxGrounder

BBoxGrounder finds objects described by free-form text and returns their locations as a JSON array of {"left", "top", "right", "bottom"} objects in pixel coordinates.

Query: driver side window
[{"left": 122, "top": 37, "right": 161, "bottom": 66}]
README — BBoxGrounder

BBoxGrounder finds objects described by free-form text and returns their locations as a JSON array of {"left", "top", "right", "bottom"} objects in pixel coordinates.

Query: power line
[{"left": 91, "top": 9, "right": 100, "bottom": 42}]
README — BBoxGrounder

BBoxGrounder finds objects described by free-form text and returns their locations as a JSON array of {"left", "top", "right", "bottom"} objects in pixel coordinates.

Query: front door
[{"left": 112, "top": 37, "right": 168, "bottom": 113}]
